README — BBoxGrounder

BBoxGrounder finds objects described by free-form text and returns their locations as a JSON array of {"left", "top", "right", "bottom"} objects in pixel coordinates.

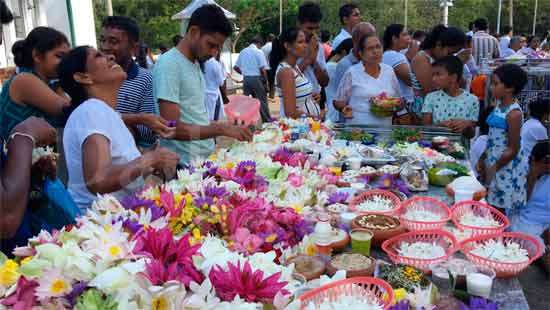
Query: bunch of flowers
[{"left": 227, "top": 197, "right": 313, "bottom": 255}]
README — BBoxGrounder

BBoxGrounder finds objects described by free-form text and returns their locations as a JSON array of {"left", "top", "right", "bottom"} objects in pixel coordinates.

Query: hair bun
[{"left": 12, "top": 39, "right": 28, "bottom": 67}]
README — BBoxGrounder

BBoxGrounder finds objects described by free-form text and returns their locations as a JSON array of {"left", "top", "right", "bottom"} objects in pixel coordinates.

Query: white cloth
[
  {"left": 325, "top": 61, "right": 339, "bottom": 122},
  {"left": 261, "top": 42, "right": 273, "bottom": 70},
  {"left": 466, "top": 31, "right": 474, "bottom": 37},
  {"left": 382, "top": 50, "right": 413, "bottom": 103},
  {"left": 499, "top": 35, "right": 511, "bottom": 52},
  {"left": 332, "top": 28, "right": 351, "bottom": 51},
  {"left": 235, "top": 44, "right": 268, "bottom": 77},
  {"left": 469, "top": 135, "right": 488, "bottom": 178},
  {"left": 63, "top": 99, "right": 143, "bottom": 211},
  {"left": 325, "top": 53, "right": 360, "bottom": 122},
  {"left": 146, "top": 56, "right": 155, "bottom": 70},
  {"left": 298, "top": 42, "right": 328, "bottom": 94},
  {"left": 334, "top": 63, "right": 400, "bottom": 126},
  {"left": 203, "top": 58, "right": 226, "bottom": 121},
  {"left": 521, "top": 118, "right": 548, "bottom": 157},
  {"left": 501, "top": 48, "right": 521, "bottom": 58}
]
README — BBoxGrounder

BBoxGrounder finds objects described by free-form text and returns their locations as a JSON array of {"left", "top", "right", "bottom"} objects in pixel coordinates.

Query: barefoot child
[{"left": 478, "top": 64, "right": 528, "bottom": 214}]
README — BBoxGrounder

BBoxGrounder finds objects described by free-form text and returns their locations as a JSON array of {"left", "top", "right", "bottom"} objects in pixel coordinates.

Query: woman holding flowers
[{"left": 333, "top": 32, "right": 401, "bottom": 126}]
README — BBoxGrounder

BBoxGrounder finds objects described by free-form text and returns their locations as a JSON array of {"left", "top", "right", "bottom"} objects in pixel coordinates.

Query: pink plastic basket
[
  {"left": 382, "top": 230, "right": 458, "bottom": 272},
  {"left": 299, "top": 277, "right": 394, "bottom": 309},
  {"left": 460, "top": 232, "right": 544, "bottom": 278},
  {"left": 451, "top": 200, "right": 510, "bottom": 236},
  {"left": 224, "top": 95, "right": 260, "bottom": 126},
  {"left": 398, "top": 196, "right": 451, "bottom": 231},
  {"left": 349, "top": 189, "right": 402, "bottom": 216}
]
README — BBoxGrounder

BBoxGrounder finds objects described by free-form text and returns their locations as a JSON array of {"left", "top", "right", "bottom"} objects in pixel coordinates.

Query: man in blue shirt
[{"left": 1, "top": 117, "right": 56, "bottom": 256}]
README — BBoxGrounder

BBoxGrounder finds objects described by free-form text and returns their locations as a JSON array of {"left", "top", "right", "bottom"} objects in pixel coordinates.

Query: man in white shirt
[
  {"left": 261, "top": 33, "right": 276, "bottom": 98},
  {"left": 234, "top": 36, "right": 270, "bottom": 122},
  {"left": 297, "top": 2, "right": 329, "bottom": 110},
  {"left": 326, "top": 22, "right": 376, "bottom": 122},
  {"left": 466, "top": 22, "right": 474, "bottom": 37},
  {"left": 499, "top": 26, "right": 513, "bottom": 52},
  {"left": 332, "top": 3, "right": 361, "bottom": 51},
  {"left": 501, "top": 36, "right": 523, "bottom": 58},
  {"left": 472, "top": 18, "right": 500, "bottom": 65}
]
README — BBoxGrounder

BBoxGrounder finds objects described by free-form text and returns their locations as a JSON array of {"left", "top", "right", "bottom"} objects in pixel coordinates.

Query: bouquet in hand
[{"left": 370, "top": 92, "right": 402, "bottom": 117}]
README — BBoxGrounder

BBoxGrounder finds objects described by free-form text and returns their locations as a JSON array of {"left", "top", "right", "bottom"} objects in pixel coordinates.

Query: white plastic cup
[
  {"left": 466, "top": 265, "right": 496, "bottom": 299},
  {"left": 454, "top": 188, "right": 474, "bottom": 202}
]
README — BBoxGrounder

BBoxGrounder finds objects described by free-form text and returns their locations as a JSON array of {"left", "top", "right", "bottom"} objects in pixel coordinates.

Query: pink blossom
[
  {"left": 1, "top": 276, "right": 39, "bottom": 310},
  {"left": 287, "top": 173, "right": 304, "bottom": 187},
  {"left": 209, "top": 261, "right": 288, "bottom": 304}
]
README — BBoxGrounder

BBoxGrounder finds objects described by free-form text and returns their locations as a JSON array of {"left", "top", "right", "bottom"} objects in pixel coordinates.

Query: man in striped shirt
[
  {"left": 472, "top": 18, "right": 500, "bottom": 65},
  {"left": 100, "top": 16, "right": 175, "bottom": 148}
]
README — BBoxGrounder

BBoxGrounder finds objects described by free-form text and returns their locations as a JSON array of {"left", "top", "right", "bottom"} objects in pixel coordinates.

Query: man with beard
[{"left": 153, "top": 5, "right": 252, "bottom": 164}]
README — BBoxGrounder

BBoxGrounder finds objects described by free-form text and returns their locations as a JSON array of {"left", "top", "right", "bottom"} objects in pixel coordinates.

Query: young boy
[{"left": 422, "top": 55, "right": 479, "bottom": 137}]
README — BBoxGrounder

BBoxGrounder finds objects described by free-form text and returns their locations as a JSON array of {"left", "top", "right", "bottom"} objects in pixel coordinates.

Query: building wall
[{"left": 0, "top": 0, "right": 96, "bottom": 70}]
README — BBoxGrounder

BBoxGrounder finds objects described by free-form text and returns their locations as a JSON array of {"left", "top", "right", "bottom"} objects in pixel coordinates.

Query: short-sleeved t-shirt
[
  {"left": 382, "top": 50, "right": 414, "bottom": 102},
  {"left": 421, "top": 90, "right": 479, "bottom": 124},
  {"left": 521, "top": 118, "right": 548, "bottom": 157},
  {"left": 63, "top": 98, "right": 143, "bottom": 211},
  {"left": 298, "top": 42, "right": 328, "bottom": 94},
  {"left": 153, "top": 48, "right": 214, "bottom": 164}
]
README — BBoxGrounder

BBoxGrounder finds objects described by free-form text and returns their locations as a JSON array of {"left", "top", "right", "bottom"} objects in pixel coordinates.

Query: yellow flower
[
  {"left": 225, "top": 162, "right": 235, "bottom": 169},
  {"left": 0, "top": 260, "right": 19, "bottom": 286},
  {"left": 184, "top": 193, "right": 193, "bottom": 206},
  {"left": 305, "top": 243, "right": 317, "bottom": 256},
  {"left": 20, "top": 256, "right": 33, "bottom": 266},
  {"left": 192, "top": 228, "right": 202, "bottom": 241},
  {"left": 50, "top": 278, "right": 68, "bottom": 295},
  {"left": 108, "top": 245, "right": 122, "bottom": 258},
  {"left": 208, "top": 153, "right": 218, "bottom": 161},
  {"left": 394, "top": 288, "right": 408, "bottom": 302},
  {"left": 329, "top": 167, "right": 342, "bottom": 176},
  {"left": 174, "top": 193, "right": 184, "bottom": 207},
  {"left": 265, "top": 234, "right": 277, "bottom": 243},
  {"left": 210, "top": 205, "right": 220, "bottom": 213},
  {"left": 311, "top": 121, "right": 321, "bottom": 132},
  {"left": 152, "top": 296, "right": 168, "bottom": 310},
  {"left": 291, "top": 204, "right": 303, "bottom": 214}
]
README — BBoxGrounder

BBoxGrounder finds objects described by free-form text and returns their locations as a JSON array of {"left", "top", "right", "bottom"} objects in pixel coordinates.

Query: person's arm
[
  {"left": 233, "top": 66, "right": 242, "bottom": 75},
  {"left": 411, "top": 55, "right": 435, "bottom": 96},
  {"left": 495, "top": 110, "right": 522, "bottom": 170},
  {"left": 394, "top": 63, "right": 412, "bottom": 86},
  {"left": 277, "top": 68, "right": 302, "bottom": 119},
  {"left": 159, "top": 99, "right": 251, "bottom": 141},
  {"left": 0, "top": 117, "right": 56, "bottom": 238},
  {"left": 332, "top": 71, "right": 353, "bottom": 112},
  {"left": 120, "top": 113, "right": 175, "bottom": 139},
  {"left": 82, "top": 134, "right": 178, "bottom": 194},
  {"left": 9, "top": 73, "right": 70, "bottom": 116},
  {"left": 423, "top": 113, "right": 433, "bottom": 125}
]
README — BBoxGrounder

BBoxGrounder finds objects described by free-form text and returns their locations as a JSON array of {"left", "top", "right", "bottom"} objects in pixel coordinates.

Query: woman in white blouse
[{"left": 333, "top": 33, "right": 401, "bottom": 126}]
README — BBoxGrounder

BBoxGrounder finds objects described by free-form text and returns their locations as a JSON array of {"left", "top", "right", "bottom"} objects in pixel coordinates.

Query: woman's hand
[
  {"left": 13, "top": 117, "right": 57, "bottom": 147},
  {"left": 312, "top": 92, "right": 321, "bottom": 104},
  {"left": 141, "top": 114, "right": 177, "bottom": 139},
  {"left": 147, "top": 145, "right": 180, "bottom": 180},
  {"left": 342, "top": 106, "right": 353, "bottom": 119}
]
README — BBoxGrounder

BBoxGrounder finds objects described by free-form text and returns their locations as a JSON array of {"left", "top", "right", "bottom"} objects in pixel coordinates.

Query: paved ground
[{"left": 519, "top": 264, "right": 550, "bottom": 310}]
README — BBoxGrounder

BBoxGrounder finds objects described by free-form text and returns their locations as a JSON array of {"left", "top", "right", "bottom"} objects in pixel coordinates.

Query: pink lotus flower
[
  {"left": 1, "top": 276, "right": 39, "bottom": 309},
  {"left": 209, "top": 261, "right": 288, "bottom": 304},
  {"left": 232, "top": 228, "right": 264, "bottom": 254},
  {"left": 287, "top": 173, "right": 304, "bottom": 187},
  {"left": 143, "top": 259, "right": 204, "bottom": 287}
]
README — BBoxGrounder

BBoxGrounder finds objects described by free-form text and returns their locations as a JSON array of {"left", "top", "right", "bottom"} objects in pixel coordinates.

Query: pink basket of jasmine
[
  {"left": 451, "top": 200, "right": 510, "bottom": 236},
  {"left": 398, "top": 196, "right": 451, "bottom": 231},
  {"left": 299, "top": 277, "right": 394, "bottom": 309}
]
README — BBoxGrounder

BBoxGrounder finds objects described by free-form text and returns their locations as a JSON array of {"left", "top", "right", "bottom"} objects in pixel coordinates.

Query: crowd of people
[{"left": 0, "top": 3, "right": 549, "bottom": 262}]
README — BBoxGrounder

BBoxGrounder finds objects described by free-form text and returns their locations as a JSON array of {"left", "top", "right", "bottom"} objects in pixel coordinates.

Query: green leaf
[{"left": 75, "top": 289, "right": 118, "bottom": 310}]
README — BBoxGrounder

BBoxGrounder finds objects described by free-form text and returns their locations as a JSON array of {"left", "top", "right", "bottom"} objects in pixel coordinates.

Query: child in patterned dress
[
  {"left": 477, "top": 64, "right": 528, "bottom": 214},
  {"left": 422, "top": 55, "right": 479, "bottom": 138}
]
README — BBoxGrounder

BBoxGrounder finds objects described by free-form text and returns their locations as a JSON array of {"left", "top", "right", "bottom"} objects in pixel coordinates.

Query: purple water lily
[
  {"left": 123, "top": 219, "right": 143, "bottom": 235},
  {"left": 460, "top": 297, "right": 498, "bottom": 310},
  {"left": 120, "top": 195, "right": 155, "bottom": 210},
  {"left": 271, "top": 147, "right": 292, "bottom": 163},
  {"left": 376, "top": 174, "right": 411, "bottom": 196},
  {"left": 204, "top": 185, "right": 227, "bottom": 198},
  {"left": 65, "top": 281, "right": 88, "bottom": 307},
  {"left": 327, "top": 191, "right": 349, "bottom": 205},
  {"left": 194, "top": 196, "right": 214, "bottom": 209}
]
